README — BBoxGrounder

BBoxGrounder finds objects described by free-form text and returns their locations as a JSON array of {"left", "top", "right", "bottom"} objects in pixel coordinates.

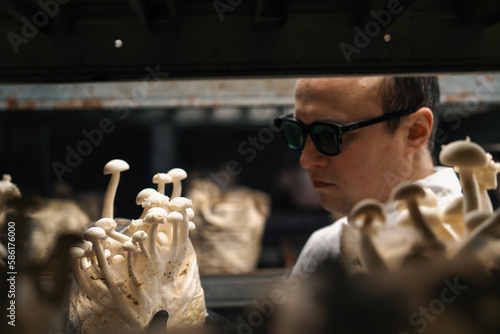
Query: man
[{"left": 275, "top": 76, "right": 462, "bottom": 277}]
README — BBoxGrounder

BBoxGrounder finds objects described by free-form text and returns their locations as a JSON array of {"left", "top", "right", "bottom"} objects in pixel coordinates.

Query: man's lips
[{"left": 311, "top": 178, "right": 334, "bottom": 188}]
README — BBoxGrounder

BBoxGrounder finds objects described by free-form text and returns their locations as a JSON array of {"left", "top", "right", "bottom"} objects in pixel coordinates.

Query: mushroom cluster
[
  {"left": 341, "top": 137, "right": 500, "bottom": 275},
  {"left": 0, "top": 174, "right": 21, "bottom": 266},
  {"left": 68, "top": 160, "right": 207, "bottom": 334}
]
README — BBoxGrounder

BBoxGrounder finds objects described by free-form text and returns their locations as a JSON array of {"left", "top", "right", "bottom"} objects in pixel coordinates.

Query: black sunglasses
[{"left": 273, "top": 108, "right": 417, "bottom": 156}]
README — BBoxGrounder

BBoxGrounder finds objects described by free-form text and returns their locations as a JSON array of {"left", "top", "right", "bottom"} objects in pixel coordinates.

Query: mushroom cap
[
  {"left": 439, "top": 138, "right": 487, "bottom": 168},
  {"left": 136, "top": 188, "right": 157, "bottom": 205},
  {"left": 167, "top": 211, "right": 184, "bottom": 224},
  {"left": 188, "top": 221, "right": 196, "bottom": 230},
  {"left": 94, "top": 218, "right": 117, "bottom": 232},
  {"left": 144, "top": 207, "right": 167, "bottom": 224},
  {"left": 474, "top": 154, "right": 500, "bottom": 189},
  {"left": 84, "top": 227, "right": 106, "bottom": 240},
  {"left": 169, "top": 197, "right": 192, "bottom": 212},
  {"left": 0, "top": 174, "right": 21, "bottom": 199},
  {"left": 70, "top": 247, "right": 85, "bottom": 259},
  {"left": 123, "top": 240, "right": 138, "bottom": 252},
  {"left": 132, "top": 230, "right": 148, "bottom": 242},
  {"left": 143, "top": 193, "right": 169, "bottom": 208},
  {"left": 103, "top": 159, "right": 130, "bottom": 175},
  {"left": 186, "top": 208, "right": 195, "bottom": 220},
  {"left": 167, "top": 168, "right": 187, "bottom": 181},
  {"left": 391, "top": 183, "right": 426, "bottom": 202},
  {"left": 350, "top": 199, "right": 385, "bottom": 223},
  {"left": 152, "top": 173, "right": 172, "bottom": 184}
]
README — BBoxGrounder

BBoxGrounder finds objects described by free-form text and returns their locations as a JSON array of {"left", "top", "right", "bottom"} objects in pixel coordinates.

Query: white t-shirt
[{"left": 291, "top": 167, "right": 462, "bottom": 278}]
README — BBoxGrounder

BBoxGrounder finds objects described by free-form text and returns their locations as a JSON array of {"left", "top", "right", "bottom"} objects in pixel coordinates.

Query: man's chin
[{"left": 318, "top": 194, "right": 351, "bottom": 217}]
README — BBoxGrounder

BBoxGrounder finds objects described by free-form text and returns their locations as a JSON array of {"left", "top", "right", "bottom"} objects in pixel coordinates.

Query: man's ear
[{"left": 406, "top": 107, "right": 433, "bottom": 152}]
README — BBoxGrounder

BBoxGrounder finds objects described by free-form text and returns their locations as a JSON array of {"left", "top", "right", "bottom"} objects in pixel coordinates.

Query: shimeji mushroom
[
  {"left": 167, "top": 168, "right": 188, "bottom": 198},
  {"left": 391, "top": 183, "right": 445, "bottom": 252},
  {"left": 439, "top": 138, "right": 487, "bottom": 214},
  {"left": 84, "top": 226, "right": 140, "bottom": 325},
  {"left": 132, "top": 230, "right": 150, "bottom": 260},
  {"left": 95, "top": 218, "right": 132, "bottom": 244},
  {"left": 168, "top": 197, "right": 193, "bottom": 246},
  {"left": 122, "top": 241, "right": 144, "bottom": 299},
  {"left": 102, "top": 159, "right": 130, "bottom": 218},
  {"left": 152, "top": 173, "right": 172, "bottom": 195},
  {"left": 70, "top": 247, "right": 112, "bottom": 302},
  {"left": 439, "top": 196, "right": 465, "bottom": 239},
  {"left": 397, "top": 207, "right": 458, "bottom": 243},
  {"left": 136, "top": 188, "right": 158, "bottom": 219},
  {"left": 143, "top": 207, "right": 168, "bottom": 260},
  {"left": 0, "top": 174, "right": 21, "bottom": 227},
  {"left": 167, "top": 211, "right": 183, "bottom": 256},
  {"left": 142, "top": 193, "right": 169, "bottom": 214},
  {"left": 474, "top": 153, "right": 500, "bottom": 213},
  {"left": 350, "top": 199, "right": 388, "bottom": 273}
]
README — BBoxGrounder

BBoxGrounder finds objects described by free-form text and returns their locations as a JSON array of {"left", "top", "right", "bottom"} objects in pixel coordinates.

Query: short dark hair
[{"left": 379, "top": 76, "right": 440, "bottom": 151}]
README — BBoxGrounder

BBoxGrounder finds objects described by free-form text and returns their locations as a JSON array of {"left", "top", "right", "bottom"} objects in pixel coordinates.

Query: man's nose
[{"left": 299, "top": 135, "right": 328, "bottom": 169}]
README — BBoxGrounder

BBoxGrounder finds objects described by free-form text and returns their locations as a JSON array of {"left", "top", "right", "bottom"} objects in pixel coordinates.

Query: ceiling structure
[{"left": 1, "top": 0, "right": 500, "bottom": 83}]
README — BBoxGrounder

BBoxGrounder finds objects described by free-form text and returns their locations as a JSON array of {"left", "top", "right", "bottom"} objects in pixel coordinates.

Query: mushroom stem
[
  {"left": 132, "top": 231, "right": 150, "bottom": 260},
  {"left": 478, "top": 184, "right": 493, "bottom": 213},
  {"left": 459, "top": 169, "right": 480, "bottom": 214},
  {"left": 179, "top": 211, "right": 189, "bottom": 246},
  {"left": 360, "top": 218, "right": 387, "bottom": 273},
  {"left": 102, "top": 173, "right": 120, "bottom": 218},
  {"left": 148, "top": 224, "right": 159, "bottom": 261},
  {"left": 407, "top": 199, "right": 443, "bottom": 249},
  {"left": 89, "top": 232, "right": 140, "bottom": 325},
  {"left": 458, "top": 209, "right": 500, "bottom": 255},
  {"left": 70, "top": 247, "right": 112, "bottom": 303}
]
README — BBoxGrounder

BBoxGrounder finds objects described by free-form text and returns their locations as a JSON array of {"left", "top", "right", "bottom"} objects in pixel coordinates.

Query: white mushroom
[
  {"left": 102, "top": 159, "right": 130, "bottom": 218},
  {"left": 188, "top": 221, "right": 196, "bottom": 231},
  {"left": 474, "top": 153, "right": 500, "bottom": 213},
  {"left": 167, "top": 168, "right": 188, "bottom": 198},
  {"left": 167, "top": 211, "right": 183, "bottom": 251},
  {"left": 439, "top": 196, "right": 465, "bottom": 238},
  {"left": 440, "top": 138, "right": 487, "bottom": 214},
  {"left": 152, "top": 173, "right": 172, "bottom": 195},
  {"left": 350, "top": 199, "right": 387, "bottom": 273},
  {"left": 144, "top": 207, "right": 168, "bottom": 260},
  {"left": 136, "top": 188, "right": 158, "bottom": 219},
  {"left": 397, "top": 206, "right": 458, "bottom": 243},
  {"left": 168, "top": 197, "right": 193, "bottom": 246},
  {"left": 84, "top": 226, "right": 140, "bottom": 326},
  {"left": 391, "top": 183, "right": 444, "bottom": 252},
  {"left": 132, "top": 230, "right": 150, "bottom": 260},
  {"left": 70, "top": 247, "right": 111, "bottom": 302},
  {"left": 0, "top": 174, "right": 21, "bottom": 228},
  {"left": 95, "top": 218, "right": 131, "bottom": 244}
]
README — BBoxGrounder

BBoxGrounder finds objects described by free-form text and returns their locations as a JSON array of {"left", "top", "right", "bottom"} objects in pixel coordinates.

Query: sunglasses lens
[
  {"left": 311, "top": 124, "right": 339, "bottom": 155},
  {"left": 282, "top": 120, "right": 305, "bottom": 150}
]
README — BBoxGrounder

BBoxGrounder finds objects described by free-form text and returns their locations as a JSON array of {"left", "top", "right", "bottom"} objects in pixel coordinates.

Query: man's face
[{"left": 295, "top": 77, "right": 410, "bottom": 215}]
